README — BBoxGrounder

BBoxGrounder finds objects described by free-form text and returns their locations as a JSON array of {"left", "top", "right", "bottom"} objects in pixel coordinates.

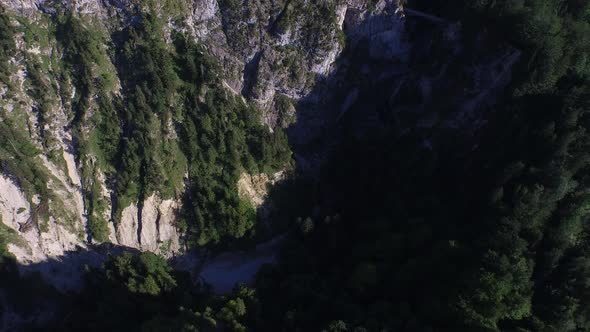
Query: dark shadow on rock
[
  {"left": 0, "top": 244, "right": 178, "bottom": 331},
  {"left": 241, "top": 50, "right": 264, "bottom": 98},
  {"left": 0, "top": 243, "right": 210, "bottom": 331},
  {"left": 285, "top": 4, "right": 519, "bottom": 180},
  {"left": 14, "top": 243, "right": 139, "bottom": 292},
  {"left": 0, "top": 231, "right": 292, "bottom": 331}
]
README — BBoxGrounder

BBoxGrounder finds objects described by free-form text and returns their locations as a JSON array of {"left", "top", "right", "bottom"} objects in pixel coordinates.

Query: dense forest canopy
[{"left": 2, "top": 0, "right": 590, "bottom": 331}]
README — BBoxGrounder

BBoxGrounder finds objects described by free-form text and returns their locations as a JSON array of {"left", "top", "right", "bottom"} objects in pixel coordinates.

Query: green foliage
[
  {"left": 218, "top": 0, "right": 281, "bottom": 53},
  {"left": 218, "top": 0, "right": 250, "bottom": 51},
  {"left": 274, "top": 2, "right": 294, "bottom": 35},
  {"left": 139, "top": 0, "right": 189, "bottom": 18},
  {"left": 298, "top": 216, "right": 314, "bottom": 234},
  {"left": 272, "top": 0, "right": 340, "bottom": 57},
  {"left": 6, "top": 2, "right": 590, "bottom": 332},
  {"left": 274, "top": 93, "right": 296, "bottom": 127},
  {"left": 0, "top": 6, "right": 16, "bottom": 87},
  {"left": 53, "top": 13, "right": 120, "bottom": 241},
  {"left": 0, "top": 7, "right": 49, "bottom": 205},
  {"left": 170, "top": 29, "right": 291, "bottom": 245},
  {"left": 56, "top": 12, "right": 113, "bottom": 118},
  {"left": 296, "top": 0, "right": 339, "bottom": 55},
  {"left": 453, "top": 0, "right": 590, "bottom": 95},
  {"left": 0, "top": 109, "right": 55, "bottom": 218},
  {"left": 47, "top": 10, "right": 291, "bottom": 244},
  {"left": 104, "top": 252, "right": 177, "bottom": 295},
  {"left": 217, "top": 298, "right": 248, "bottom": 332},
  {"left": 0, "top": 216, "right": 26, "bottom": 260},
  {"left": 47, "top": 251, "right": 257, "bottom": 332},
  {"left": 252, "top": 3, "right": 590, "bottom": 331},
  {"left": 86, "top": 175, "right": 110, "bottom": 243}
]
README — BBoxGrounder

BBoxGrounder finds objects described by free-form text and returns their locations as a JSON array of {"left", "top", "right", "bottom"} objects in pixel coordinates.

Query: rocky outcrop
[
  {"left": 114, "top": 194, "right": 181, "bottom": 256},
  {"left": 0, "top": 0, "right": 364, "bottom": 115},
  {"left": 0, "top": 169, "right": 183, "bottom": 263},
  {"left": 116, "top": 204, "right": 139, "bottom": 248},
  {"left": 186, "top": 0, "right": 220, "bottom": 38},
  {"left": 156, "top": 198, "right": 181, "bottom": 254},
  {"left": 344, "top": 0, "right": 409, "bottom": 61},
  {"left": 0, "top": 0, "right": 40, "bottom": 17},
  {"left": 0, "top": 21, "right": 90, "bottom": 263},
  {"left": 0, "top": 174, "right": 83, "bottom": 264},
  {"left": 0, "top": 1, "right": 189, "bottom": 267},
  {"left": 237, "top": 171, "right": 284, "bottom": 208},
  {"left": 1, "top": 0, "right": 118, "bottom": 18}
]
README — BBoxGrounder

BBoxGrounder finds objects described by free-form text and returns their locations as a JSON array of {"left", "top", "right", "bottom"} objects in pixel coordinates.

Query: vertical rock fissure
[
  {"left": 155, "top": 206, "right": 162, "bottom": 244},
  {"left": 136, "top": 198, "right": 144, "bottom": 246},
  {"left": 110, "top": 192, "right": 120, "bottom": 244},
  {"left": 82, "top": 178, "right": 92, "bottom": 243},
  {"left": 136, "top": 155, "right": 149, "bottom": 245},
  {"left": 241, "top": 50, "right": 263, "bottom": 97}
]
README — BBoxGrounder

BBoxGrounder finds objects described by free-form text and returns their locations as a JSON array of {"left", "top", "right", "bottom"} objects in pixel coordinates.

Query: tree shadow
[
  {"left": 0, "top": 244, "right": 133, "bottom": 330},
  {"left": 283, "top": 2, "right": 518, "bottom": 174},
  {"left": 0, "top": 243, "right": 184, "bottom": 331},
  {"left": 0, "top": 237, "right": 280, "bottom": 331},
  {"left": 0, "top": 244, "right": 139, "bottom": 325}
]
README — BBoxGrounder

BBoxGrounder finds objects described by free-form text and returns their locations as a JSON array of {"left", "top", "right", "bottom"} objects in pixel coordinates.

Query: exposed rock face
[
  {"left": 0, "top": 175, "right": 35, "bottom": 260},
  {"left": 105, "top": 195, "right": 182, "bottom": 256},
  {"left": 0, "top": 0, "right": 190, "bottom": 267},
  {"left": 0, "top": 0, "right": 375, "bottom": 112},
  {"left": 116, "top": 204, "right": 140, "bottom": 248},
  {"left": 115, "top": 194, "right": 181, "bottom": 255},
  {"left": 1, "top": 0, "right": 114, "bottom": 17},
  {"left": 344, "top": 0, "right": 409, "bottom": 61},
  {"left": 156, "top": 198, "right": 181, "bottom": 254},
  {"left": 237, "top": 171, "right": 284, "bottom": 208},
  {"left": 0, "top": 0, "right": 39, "bottom": 16},
  {"left": 0, "top": 171, "right": 183, "bottom": 263},
  {"left": 0, "top": 174, "right": 83, "bottom": 264},
  {"left": 187, "top": 0, "right": 219, "bottom": 37}
]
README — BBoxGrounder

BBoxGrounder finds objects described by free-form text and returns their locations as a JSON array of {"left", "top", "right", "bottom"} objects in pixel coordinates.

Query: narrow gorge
[
  {"left": 0, "top": 0, "right": 410, "bottom": 276},
  {"left": 3, "top": 0, "right": 589, "bottom": 331}
]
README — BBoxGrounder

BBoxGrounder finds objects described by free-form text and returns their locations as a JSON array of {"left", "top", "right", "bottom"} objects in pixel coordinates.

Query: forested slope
[
  {"left": 254, "top": 1, "right": 590, "bottom": 331},
  {"left": 0, "top": 0, "right": 293, "bottom": 265}
]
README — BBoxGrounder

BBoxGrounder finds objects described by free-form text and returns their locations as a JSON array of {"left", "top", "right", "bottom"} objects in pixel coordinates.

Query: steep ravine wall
[
  {"left": 1, "top": 2, "right": 489, "bottom": 302},
  {"left": 0, "top": 0, "right": 402, "bottom": 267},
  {"left": 0, "top": 1, "right": 188, "bottom": 263},
  {"left": 0, "top": 173, "right": 183, "bottom": 263},
  {"left": 116, "top": 194, "right": 181, "bottom": 254},
  {"left": 0, "top": 1, "right": 525, "bottom": 306}
]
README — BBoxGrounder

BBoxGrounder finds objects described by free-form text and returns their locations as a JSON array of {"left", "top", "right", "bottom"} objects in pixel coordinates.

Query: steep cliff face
[
  {"left": 0, "top": 0, "right": 519, "bottom": 277},
  {"left": 116, "top": 194, "right": 180, "bottom": 253},
  {"left": 0, "top": 0, "right": 374, "bottom": 265},
  {"left": 0, "top": 4, "right": 181, "bottom": 262}
]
